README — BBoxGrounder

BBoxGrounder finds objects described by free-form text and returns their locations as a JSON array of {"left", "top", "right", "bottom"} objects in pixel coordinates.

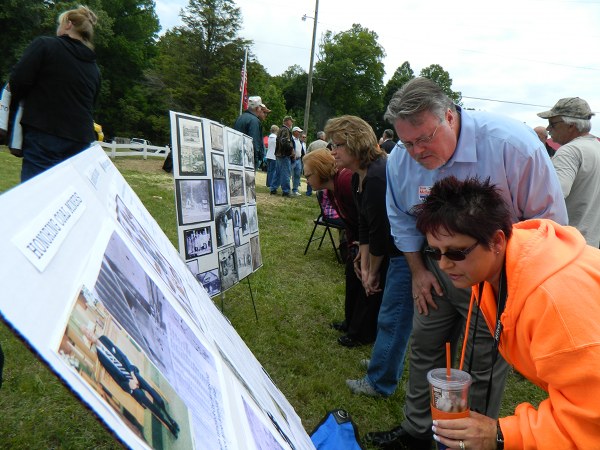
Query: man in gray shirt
[{"left": 538, "top": 97, "right": 600, "bottom": 247}]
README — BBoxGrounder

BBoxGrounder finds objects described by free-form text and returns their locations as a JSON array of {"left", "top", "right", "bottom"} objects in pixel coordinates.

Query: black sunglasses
[{"left": 424, "top": 241, "right": 479, "bottom": 261}]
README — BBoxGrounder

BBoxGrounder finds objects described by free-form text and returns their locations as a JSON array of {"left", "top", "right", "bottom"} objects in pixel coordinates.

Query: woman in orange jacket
[{"left": 413, "top": 175, "right": 600, "bottom": 450}]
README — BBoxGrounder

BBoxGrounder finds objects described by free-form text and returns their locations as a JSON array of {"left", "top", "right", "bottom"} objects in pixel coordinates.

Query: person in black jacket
[
  {"left": 9, "top": 5, "right": 101, "bottom": 182},
  {"left": 82, "top": 328, "right": 180, "bottom": 438}
]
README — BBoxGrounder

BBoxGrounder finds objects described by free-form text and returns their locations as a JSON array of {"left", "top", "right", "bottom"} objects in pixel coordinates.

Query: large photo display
[{"left": 170, "top": 112, "right": 262, "bottom": 296}]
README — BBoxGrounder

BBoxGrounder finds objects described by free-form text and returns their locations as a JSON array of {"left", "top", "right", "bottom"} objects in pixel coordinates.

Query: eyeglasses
[
  {"left": 424, "top": 241, "right": 479, "bottom": 261},
  {"left": 401, "top": 123, "right": 441, "bottom": 150},
  {"left": 330, "top": 142, "right": 346, "bottom": 150},
  {"left": 547, "top": 120, "right": 564, "bottom": 130}
]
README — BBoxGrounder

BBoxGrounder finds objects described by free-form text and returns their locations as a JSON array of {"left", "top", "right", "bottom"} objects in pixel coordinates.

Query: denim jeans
[
  {"left": 291, "top": 158, "right": 302, "bottom": 193},
  {"left": 21, "top": 127, "right": 90, "bottom": 182},
  {"left": 366, "top": 255, "right": 413, "bottom": 396},
  {"left": 273, "top": 156, "right": 291, "bottom": 194},
  {"left": 266, "top": 158, "right": 277, "bottom": 187}
]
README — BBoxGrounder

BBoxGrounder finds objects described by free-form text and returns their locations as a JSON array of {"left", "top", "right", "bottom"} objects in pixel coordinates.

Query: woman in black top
[
  {"left": 325, "top": 115, "right": 400, "bottom": 346},
  {"left": 9, "top": 5, "right": 101, "bottom": 182}
]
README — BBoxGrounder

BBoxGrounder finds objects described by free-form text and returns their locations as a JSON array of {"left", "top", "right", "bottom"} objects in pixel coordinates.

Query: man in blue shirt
[{"left": 365, "top": 78, "right": 567, "bottom": 450}]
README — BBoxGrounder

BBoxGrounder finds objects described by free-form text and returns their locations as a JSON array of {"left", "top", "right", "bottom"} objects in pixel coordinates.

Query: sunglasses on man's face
[{"left": 424, "top": 241, "right": 479, "bottom": 261}]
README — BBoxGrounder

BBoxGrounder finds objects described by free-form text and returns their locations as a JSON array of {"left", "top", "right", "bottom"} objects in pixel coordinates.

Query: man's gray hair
[
  {"left": 316, "top": 131, "right": 325, "bottom": 140},
  {"left": 562, "top": 116, "right": 592, "bottom": 133},
  {"left": 270, "top": 124, "right": 280, "bottom": 133},
  {"left": 384, "top": 77, "right": 455, "bottom": 125}
]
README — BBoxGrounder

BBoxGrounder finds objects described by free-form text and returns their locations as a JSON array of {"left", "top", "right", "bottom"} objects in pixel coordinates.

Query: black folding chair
[{"left": 304, "top": 191, "right": 345, "bottom": 263}]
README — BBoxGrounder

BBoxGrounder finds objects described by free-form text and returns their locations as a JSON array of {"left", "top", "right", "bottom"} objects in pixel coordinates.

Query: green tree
[
  {"left": 93, "top": 0, "right": 161, "bottom": 139},
  {"left": 0, "top": 0, "right": 52, "bottom": 82},
  {"left": 419, "top": 64, "right": 462, "bottom": 105},
  {"left": 151, "top": 0, "right": 250, "bottom": 129},
  {"left": 312, "top": 24, "right": 386, "bottom": 132},
  {"left": 383, "top": 61, "right": 415, "bottom": 111}
]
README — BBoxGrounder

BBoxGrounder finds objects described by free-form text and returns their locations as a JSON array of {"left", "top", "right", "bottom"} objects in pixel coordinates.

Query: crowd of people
[
  {"left": 4, "top": 4, "right": 600, "bottom": 446},
  {"left": 284, "top": 79, "right": 600, "bottom": 449}
]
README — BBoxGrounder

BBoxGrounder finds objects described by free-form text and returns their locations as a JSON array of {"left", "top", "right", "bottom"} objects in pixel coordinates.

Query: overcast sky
[{"left": 155, "top": 0, "right": 600, "bottom": 132}]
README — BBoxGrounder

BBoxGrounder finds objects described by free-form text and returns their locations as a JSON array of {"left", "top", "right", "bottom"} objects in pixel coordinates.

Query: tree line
[{"left": 0, "top": 0, "right": 461, "bottom": 145}]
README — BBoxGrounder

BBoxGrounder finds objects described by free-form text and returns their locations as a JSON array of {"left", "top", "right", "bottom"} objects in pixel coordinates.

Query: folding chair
[{"left": 304, "top": 190, "right": 345, "bottom": 263}]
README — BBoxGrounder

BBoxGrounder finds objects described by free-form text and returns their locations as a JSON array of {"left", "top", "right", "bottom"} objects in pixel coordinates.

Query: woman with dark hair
[
  {"left": 303, "top": 148, "right": 363, "bottom": 338},
  {"left": 414, "top": 175, "right": 600, "bottom": 450},
  {"left": 324, "top": 115, "right": 401, "bottom": 347},
  {"left": 9, "top": 5, "right": 101, "bottom": 181}
]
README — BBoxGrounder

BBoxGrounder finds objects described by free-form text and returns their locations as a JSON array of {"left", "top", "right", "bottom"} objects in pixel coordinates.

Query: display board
[
  {"left": 0, "top": 145, "right": 314, "bottom": 450},
  {"left": 170, "top": 112, "right": 262, "bottom": 296}
]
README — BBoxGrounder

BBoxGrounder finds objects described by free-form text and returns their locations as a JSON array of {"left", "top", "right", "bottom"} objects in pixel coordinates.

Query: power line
[{"left": 462, "top": 96, "right": 600, "bottom": 115}]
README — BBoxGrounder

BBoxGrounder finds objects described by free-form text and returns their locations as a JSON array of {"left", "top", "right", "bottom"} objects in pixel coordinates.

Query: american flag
[{"left": 239, "top": 51, "right": 248, "bottom": 111}]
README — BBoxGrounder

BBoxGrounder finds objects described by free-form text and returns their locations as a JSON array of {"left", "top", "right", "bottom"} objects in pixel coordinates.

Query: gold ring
[
  {"left": 413, "top": 294, "right": 418, "bottom": 300},
  {"left": 459, "top": 440, "right": 465, "bottom": 450}
]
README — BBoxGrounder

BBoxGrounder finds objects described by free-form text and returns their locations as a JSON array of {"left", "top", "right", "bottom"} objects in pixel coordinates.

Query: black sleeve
[{"left": 363, "top": 167, "right": 391, "bottom": 257}]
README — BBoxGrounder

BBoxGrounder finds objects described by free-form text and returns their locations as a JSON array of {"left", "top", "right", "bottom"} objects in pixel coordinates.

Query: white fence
[{"left": 97, "top": 141, "right": 169, "bottom": 159}]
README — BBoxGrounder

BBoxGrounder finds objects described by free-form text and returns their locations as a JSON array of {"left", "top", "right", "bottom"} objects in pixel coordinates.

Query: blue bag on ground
[{"left": 310, "top": 409, "right": 364, "bottom": 449}]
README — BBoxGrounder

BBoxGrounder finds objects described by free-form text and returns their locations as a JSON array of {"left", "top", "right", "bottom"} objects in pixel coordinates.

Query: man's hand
[{"left": 404, "top": 251, "right": 443, "bottom": 315}]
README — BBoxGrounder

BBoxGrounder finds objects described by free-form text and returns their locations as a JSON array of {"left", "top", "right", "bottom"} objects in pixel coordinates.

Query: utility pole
[{"left": 302, "top": 0, "right": 319, "bottom": 137}]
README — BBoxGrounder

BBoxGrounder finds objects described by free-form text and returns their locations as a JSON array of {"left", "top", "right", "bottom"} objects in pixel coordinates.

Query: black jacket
[{"left": 9, "top": 35, "right": 101, "bottom": 143}]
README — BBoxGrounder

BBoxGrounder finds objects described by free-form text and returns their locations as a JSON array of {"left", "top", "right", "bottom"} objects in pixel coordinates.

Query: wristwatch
[{"left": 496, "top": 421, "right": 505, "bottom": 450}]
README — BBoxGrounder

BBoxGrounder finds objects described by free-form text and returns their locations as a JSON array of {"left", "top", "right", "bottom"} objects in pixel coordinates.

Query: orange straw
[{"left": 446, "top": 342, "right": 451, "bottom": 378}]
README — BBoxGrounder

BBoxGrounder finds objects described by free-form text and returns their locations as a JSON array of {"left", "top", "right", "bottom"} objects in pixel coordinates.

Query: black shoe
[
  {"left": 282, "top": 192, "right": 290, "bottom": 197},
  {"left": 270, "top": 190, "right": 277, "bottom": 195},
  {"left": 330, "top": 320, "right": 348, "bottom": 332},
  {"left": 337, "top": 335, "right": 364, "bottom": 348},
  {"left": 364, "top": 426, "right": 432, "bottom": 450}
]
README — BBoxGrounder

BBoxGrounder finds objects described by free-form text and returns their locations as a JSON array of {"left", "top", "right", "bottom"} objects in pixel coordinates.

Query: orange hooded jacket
[{"left": 474, "top": 219, "right": 600, "bottom": 449}]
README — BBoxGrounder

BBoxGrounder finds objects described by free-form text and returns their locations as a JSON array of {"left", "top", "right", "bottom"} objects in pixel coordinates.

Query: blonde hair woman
[
  {"left": 324, "top": 115, "right": 401, "bottom": 348},
  {"left": 9, "top": 5, "right": 101, "bottom": 181}
]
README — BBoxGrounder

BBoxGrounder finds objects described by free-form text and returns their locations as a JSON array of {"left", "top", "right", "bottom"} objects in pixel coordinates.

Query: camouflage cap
[{"left": 537, "top": 97, "right": 595, "bottom": 120}]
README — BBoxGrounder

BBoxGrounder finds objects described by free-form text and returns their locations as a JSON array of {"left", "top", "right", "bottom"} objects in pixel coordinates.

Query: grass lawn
[{"left": 0, "top": 147, "right": 545, "bottom": 448}]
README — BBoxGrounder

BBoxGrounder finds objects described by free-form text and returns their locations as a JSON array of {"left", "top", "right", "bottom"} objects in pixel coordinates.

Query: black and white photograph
[
  {"left": 176, "top": 179, "right": 213, "bottom": 225},
  {"left": 232, "top": 206, "right": 242, "bottom": 229},
  {"left": 211, "top": 153, "right": 226, "bottom": 179},
  {"left": 236, "top": 243, "right": 253, "bottom": 280},
  {"left": 218, "top": 246, "right": 238, "bottom": 291},
  {"left": 241, "top": 205, "right": 249, "bottom": 236},
  {"left": 243, "top": 135, "right": 254, "bottom": 170},
  {"left": 228, "top": 169, "right": 245, "bottom": 205},
  {"left": 179, "top": 144, "right": 206, "bottom": 176},
  {"left": 215, "top": 206, "right": 234, "bottom": 248},
  {"left": 184, "top": 226, "right": 213, "bottom": 259},
  {"left": 116, "top": 196, "right": 190, "bottom": 313},
  {"left": 245, "top": 171, "right": 256, "bottom": 204},
  {"left": 250, "top": 235, "right": 262, "bottom": 271},
  {"left": 177, "top": 116, "right": 206, "bottom": 176},
  {"left": 196, "top": 268, "right": 221, "bottom": 297},
  {"left": 227, "top": 130, "right": 243, "bottom": 166},
  {"left": 234, "top": 228, "right": 241, "bottom": 247},
  {"left": 186, "top": 259, "right": 199, "bottom": 274},
  {"left": 248, "top": 204, "right": 258, "bottom": 234},
  {"left": 213, "top": 179, "right": 228, "bottom": 206},
  {"left": 209, "top": 123, "right": 224, "bottom": 151}
]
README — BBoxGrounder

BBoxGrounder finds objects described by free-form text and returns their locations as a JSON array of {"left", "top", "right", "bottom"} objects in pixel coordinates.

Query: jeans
[
  {"left": 21, "top": 127, "right": 90, "bottom": 182},
  {"left": 266, "top": 158, "right": 277, "bottom": 187},
  {"left": 291, "top": 158, "right": 302, "bottom": 193},
  {"left": 366, "top": 255, "right": 413, "bottom": 396},
  {"left": 273, "top": 156, "right": 291, "bottom": 194}
]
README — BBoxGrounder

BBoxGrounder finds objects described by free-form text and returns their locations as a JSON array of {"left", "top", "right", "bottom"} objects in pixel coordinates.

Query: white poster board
[
  {"left": 170, "top": 112, "right": 262, "bottom": 296},
  {"left": 0, "top": 145, "right": 314, "bottom": 450}
]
